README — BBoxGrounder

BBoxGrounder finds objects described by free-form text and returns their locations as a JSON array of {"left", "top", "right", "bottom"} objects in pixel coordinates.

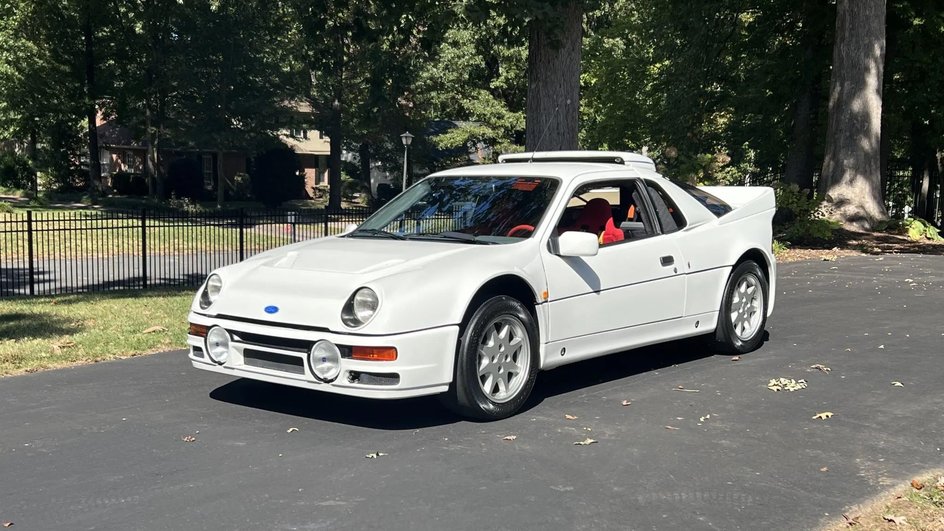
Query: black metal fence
[{"left": 0, "top": 207, "right": 375, "bottom": 297}]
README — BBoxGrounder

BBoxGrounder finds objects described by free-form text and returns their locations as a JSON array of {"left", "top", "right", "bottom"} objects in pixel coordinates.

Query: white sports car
[{"left": 188, "top": 151, "right": 776, "bottom": 420}]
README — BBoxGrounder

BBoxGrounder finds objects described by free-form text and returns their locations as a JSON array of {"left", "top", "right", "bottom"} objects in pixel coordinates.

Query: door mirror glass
[{"left": 555, "top": 231, "right": 599, "bottom": 257}]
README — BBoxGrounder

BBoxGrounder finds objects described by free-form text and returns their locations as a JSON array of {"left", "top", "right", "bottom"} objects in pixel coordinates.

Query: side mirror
[
  {"left": 555, "top": 231, "right": 599, "bottom": 257},
  {"left": 340, "top": 223, "right": 358, "bottom": 235}
]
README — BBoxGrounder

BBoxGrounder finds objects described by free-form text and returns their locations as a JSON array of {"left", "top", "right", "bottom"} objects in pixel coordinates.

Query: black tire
[
  {"left": 443, "top": 296, "right": 539, "bottom": 421},
  {"left": 712, "top": 260, "right": 769, "bottom": 354}
]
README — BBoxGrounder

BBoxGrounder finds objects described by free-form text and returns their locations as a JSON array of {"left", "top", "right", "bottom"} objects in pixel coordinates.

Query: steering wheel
[{"left": 506, "top": 224, "right": 535, "bottom": 237}]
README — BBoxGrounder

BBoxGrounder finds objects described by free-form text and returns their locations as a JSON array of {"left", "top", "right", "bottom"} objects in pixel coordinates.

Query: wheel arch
[
  {"left": 459, "top": 274, "right": 540, "bottom": 329},
  {"left": 734, "top": 248, "right": 770, "bottom": 282}
]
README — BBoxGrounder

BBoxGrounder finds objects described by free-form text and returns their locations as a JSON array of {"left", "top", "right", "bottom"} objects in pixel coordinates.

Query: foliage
[
  {"left": 250, "top": 147, "right": 303, "bottom": 207},
  {"left": 166, "top": 158, "right": 204, "bottom": 201},
  {"left": 773, "top": 183, "right": 840, "bottom": 243},
  {"left": 110, "top": 172, "right": 148, "bottom": 196},
  {"left": 0, "top": 152, "right": 31, "bottom": 189},
  {"left": 341, "top": 177, "right": 368, "bottom": 201},
  {"left": 902, "top": 217, "right": 943, "bottom": 241},
  {"left": 772, "top": 239, "right": 788, "bottom": 256}
]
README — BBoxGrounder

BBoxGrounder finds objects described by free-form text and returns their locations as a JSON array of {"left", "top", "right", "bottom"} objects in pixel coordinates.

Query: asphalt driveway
[{"left": 1, "top": 254, "right": 942, "bottom": 530}]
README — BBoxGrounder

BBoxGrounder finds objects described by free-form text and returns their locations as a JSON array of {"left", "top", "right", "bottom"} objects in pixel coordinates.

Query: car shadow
[{"left": 209, "top": 335, "right": 763, "bottom": 429}]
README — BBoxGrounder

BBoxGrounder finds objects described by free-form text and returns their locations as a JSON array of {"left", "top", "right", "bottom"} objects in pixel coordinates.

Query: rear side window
[
  {"left": 674, "top": 182, "right": 732, "bottom": 217},
  {"left": 645, "top": 182, "right": 686, "bottom": 234}
]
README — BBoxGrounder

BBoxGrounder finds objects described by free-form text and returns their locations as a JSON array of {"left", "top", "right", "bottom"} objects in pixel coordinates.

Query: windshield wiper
[
  {"left": 408, "top": 231, "right": 497, "bottom": 245},
  {"left": 347, "top": 228, "right": 407, "bottom": 240}
]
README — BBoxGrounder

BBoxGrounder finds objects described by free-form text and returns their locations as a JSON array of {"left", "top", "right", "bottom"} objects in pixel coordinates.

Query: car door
[{"left": 541, "top": 178, "right": 686, "bottom": 343}]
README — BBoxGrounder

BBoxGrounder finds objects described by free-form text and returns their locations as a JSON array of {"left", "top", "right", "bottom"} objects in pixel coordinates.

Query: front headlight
[
  {"left": 205, "top": 326, "right": 231, "bottom": 365},
  {"left": 199, "top": 274, "right": 223, "bottom": 309},
  {"left": 341, "top": 287, "right": 379, "bottom": 328}
]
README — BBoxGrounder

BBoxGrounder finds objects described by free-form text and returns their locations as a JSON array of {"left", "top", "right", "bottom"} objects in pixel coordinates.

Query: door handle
[{"left": 660, "top": 255, "right": 675, "bottom": 267}]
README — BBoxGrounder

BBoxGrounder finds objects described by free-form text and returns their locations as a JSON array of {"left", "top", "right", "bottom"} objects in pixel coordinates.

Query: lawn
[{"left": 0, "top": 289, "right": 194, "bottom": 375}]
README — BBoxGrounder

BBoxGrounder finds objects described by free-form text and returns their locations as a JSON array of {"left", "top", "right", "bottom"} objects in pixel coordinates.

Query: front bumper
[{"left": 188, "top": 312, "right": 458, "bottom": 399}]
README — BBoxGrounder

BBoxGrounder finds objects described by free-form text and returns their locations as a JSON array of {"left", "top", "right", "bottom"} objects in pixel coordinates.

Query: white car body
[{"left": 188, "top": 152, "right": 776, "bottom": 407}]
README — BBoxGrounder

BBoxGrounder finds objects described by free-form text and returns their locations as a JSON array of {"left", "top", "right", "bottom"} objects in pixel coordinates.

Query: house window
[
  {"left": 318, "top": 130, "right": 324, "bottom": 140},
  {"left": 291, "top": 128, "right": 308, "bottom": 139},
  {"left": 123, "top": 151, "right": 135, "bottom": 172},
  {"left": 202, "top": 154, "right": 213, "bottom": 189}
]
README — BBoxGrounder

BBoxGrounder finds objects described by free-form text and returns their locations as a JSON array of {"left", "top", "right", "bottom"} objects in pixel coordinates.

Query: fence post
[
  {"left": 26, "top": 210, "right": 35, "bottom": 296},
  {"left": 238, "top": 208, "right": 245, "bottom": 262},
  {"left": 323, "top": 208, "right": 329, "bottom": 237},
  {"left": 141, "top": 209, "right": 147, "bottom": 289}
]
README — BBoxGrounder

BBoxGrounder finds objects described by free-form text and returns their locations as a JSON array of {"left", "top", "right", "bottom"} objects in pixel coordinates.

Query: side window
[
  {"left": 556, "top": 180, "right": 657, "bottom": 246},
  {"left": 644, "top": 182, "right": 686, "bottom": 234}
]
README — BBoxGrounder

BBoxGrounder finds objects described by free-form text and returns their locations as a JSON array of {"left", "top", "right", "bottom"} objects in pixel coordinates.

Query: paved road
[{"left": 2, "top": 255, "right": 942, "bottom": 530}]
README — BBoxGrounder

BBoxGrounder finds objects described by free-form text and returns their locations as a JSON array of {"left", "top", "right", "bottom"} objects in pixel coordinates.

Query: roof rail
[{"left": 497, "top": 150, "right": 656, "bottom": 172}]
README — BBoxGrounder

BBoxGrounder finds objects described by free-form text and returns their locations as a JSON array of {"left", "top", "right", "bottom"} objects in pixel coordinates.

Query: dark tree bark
[
  {"left": 818, "top": 0, "right": 889, "bottom": 230},
  {"left": 524, "top": 0, "right": 582, "bottom": 151},
  {"left": 82, "top": 0, "right": 102, "bottom": 195},
  {"left": 327, "top": 101, "right": 343, "bottom": 209},
  {"left": 783, "top": 44, "right": 821, "bottom": 193}
]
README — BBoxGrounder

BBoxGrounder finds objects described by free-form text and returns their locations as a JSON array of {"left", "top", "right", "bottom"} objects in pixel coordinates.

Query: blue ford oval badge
[{"left": 264, "top": 305, "right": 279, "bottom": 314}]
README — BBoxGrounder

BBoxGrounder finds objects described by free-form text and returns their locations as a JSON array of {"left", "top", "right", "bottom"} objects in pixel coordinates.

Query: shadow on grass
[
  {"left": 0, "top": 312, "right": 84, "bottom": 340},
  {"left": 209, "top": 336, "right": 736, "bottom": 430}
]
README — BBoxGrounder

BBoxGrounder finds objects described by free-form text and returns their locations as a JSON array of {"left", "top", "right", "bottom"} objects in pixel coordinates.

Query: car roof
[{"left": 432, "top": 160, "right": 666, "bottom": 185}]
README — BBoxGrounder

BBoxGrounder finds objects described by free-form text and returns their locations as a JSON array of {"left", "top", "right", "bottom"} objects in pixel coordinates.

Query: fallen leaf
[
  {"left": 882, "top": 515, "right": 906, "bottom": 525},
  {"left": 573, "top": 438, "right": 597, "bottom": 446},
  {"left": 935, "top": 476, "right": 944, "bottom": 490},
  {"left": 364, "top": 452, "right": 388, "bottom": 459},
  {"left": 502, "top": 435, "right": 517, "bottom": 441},
  {"left": 911, "top": 479, "right": 924, "bottom": 490},
  {"left": 181, "top": 435, "right": 197, "bottom": 443},
  {"left": 620, "top": 400, "right": 632, "bottom": 406},
  {"left": 820, "top": 467, "right": 829, "bottom": 472},
  {"left": 286, "top": 427, "right": 299, "bottom": 433},
  {"left": 841, "top": 513, "right": 859, "bottom": 526},
  {"left": 699, "top": 414, "right": 711, "bottom": 422},
  {"left": 673, "top": 386, "right": 700, "bottom": 393},
  {"left": 767, "top": 378, "right": 808, "bottom": 392},
  {"left": 664, "top": 425, "right": 679, "bottom": 430},
  {"left": 812, "top": 411, "right": 834, "bottom": 420},
  {"left": 821, "top": 255, "right": 837, "bottom": 261},
  {"left": 1, "top": 522, "right": 12, "bottom": 528},
  {"left": 564, "top": 414, "right": 578, "bottom": 420},
  {"left": 878, "top": 344, "right": 885, "bottom": 349},
  {"left": 142, "top": 326, "right": 167, "bottom": 334},
  {"left": 731, "top": 356, "right": 741, "bottom": 361},
  {"left": 809, "top": 364, "right": 831, "bottom": 373},
  {"left": 582, "top": 427, "right": 592, "bottom": 431},
  {"left": 891, "top": 381, "right": 904, "bottom": 387}
]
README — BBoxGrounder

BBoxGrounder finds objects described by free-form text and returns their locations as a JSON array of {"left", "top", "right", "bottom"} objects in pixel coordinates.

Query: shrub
[
  {"left": 341, "top": 177, "right": 368, "bottom": 200},
  {"left": 111, "top": 172, "right": 148, "bottom": 196},
  {"left": 902, "top": 217, "right": 943, "bottom": 241},
  {"left": 0, "top": 153, "right": 32, "bottom": 190},
  {"left": 773, "top": 183, "right": 839, "bottom": 244},
  {"left": 250, "top": 148, "right": 303, "bottom": 207},
  {"left": 166, "top": 158, "right": 204, "bottom": 200}
]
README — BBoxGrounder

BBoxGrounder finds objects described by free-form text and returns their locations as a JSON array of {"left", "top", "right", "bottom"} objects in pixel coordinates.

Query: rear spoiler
[
  {"left": 699, "top": 186, "right": 776, "bottom": 224},
  {"left": 498, "top": 151, "right": 657, "bottom": 172}
]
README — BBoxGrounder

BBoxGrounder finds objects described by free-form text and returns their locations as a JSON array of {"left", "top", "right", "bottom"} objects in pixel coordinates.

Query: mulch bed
[{"left": 778, "top": 229, "right": 944, "bottom": 263}]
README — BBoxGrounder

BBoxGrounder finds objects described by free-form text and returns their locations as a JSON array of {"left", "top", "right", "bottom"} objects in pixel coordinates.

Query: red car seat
[{"left": 565, "top": 198, "right": 624, "bottom": 244}]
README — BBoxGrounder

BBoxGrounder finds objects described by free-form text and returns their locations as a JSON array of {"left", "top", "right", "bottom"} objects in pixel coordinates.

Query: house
[{"left": 96, "top": 104, "right": 330, "bottom": 199}]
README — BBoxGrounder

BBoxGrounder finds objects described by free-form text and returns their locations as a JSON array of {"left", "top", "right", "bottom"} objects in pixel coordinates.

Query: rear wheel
[
  {"left": 713, "top": 260, "right": 768, "bottom": 354},
  {"left": 444, "top": 296, "right": 538, "bottom": 420}
]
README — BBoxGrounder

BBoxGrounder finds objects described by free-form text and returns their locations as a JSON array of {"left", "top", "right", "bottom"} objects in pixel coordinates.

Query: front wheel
[
  {"left": 444, "top": 296, "right": 538, "bottom": 421},
  {"left": 712, "top": 260, "right": 768, "bottom": 354}
]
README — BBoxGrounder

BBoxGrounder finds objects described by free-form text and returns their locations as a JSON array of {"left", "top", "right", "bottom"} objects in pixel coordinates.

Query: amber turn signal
[
  {"left": 188, "top": 323, "right": 209, "bottom": 337},
  {"left": 350, "top": 346, "right": 398, "bottom": 361}
]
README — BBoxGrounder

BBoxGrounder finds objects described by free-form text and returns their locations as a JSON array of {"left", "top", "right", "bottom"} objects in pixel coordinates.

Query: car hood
[{"left": 196, "top": 236, "right": 485, "bottom": 331}]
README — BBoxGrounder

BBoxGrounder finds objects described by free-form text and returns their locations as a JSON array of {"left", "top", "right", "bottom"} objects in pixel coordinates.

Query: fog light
[
  {"left": 308, "top": 340, "right": 341, "bottom": 382},
  {"left": 205, "top": 326, "right": 231, "bottom": 365}
]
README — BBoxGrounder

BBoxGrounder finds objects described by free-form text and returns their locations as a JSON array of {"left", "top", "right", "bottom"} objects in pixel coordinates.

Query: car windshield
[{"left": 351, "top": 176, "right": 560, "bottom": 244}]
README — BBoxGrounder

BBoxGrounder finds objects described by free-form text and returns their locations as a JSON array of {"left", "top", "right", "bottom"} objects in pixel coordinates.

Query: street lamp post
[{"left": 400, "top": 131, "right": 414, "bottom": 193}]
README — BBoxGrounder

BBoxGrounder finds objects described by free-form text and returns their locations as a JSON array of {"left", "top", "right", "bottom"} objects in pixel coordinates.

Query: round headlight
[
  {"left": 308, "top": 340, "right": 341, "bottom": 382},
  {"left": 205, "top": 326, "right": 231, "bottom": 365},
  {"left": 352, "top": 288, "right": 379, "bottom": 322},
  {"left": 200, "top": 274, "right": 223, "bottom": 309}
]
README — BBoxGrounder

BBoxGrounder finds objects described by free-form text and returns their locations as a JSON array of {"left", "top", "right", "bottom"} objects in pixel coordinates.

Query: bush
[
  {"left": 250, "top": 148, "right": 303, "bottom": 207},
  {"left": 166, "top": 158, "right": 204, "bottom": 200},
  {"left": 0, "top": 153, "right": 32, "bottom": 190},
  {"left": 773, "top": 183, "right": 839, "bottom": 244},
  {"left": 111, "top": 172, "right": 148, "bottom": 196},
  {"left": 902, "top": 217, "right": 943, "bottom": 241},
  {"left": 341, "top": 177, "right": 368, "bottom": 200}
]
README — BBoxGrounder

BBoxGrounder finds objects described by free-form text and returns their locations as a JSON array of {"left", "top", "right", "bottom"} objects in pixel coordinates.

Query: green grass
[{"left": 0, "top": 289, "right": 195, "bottom": 375}]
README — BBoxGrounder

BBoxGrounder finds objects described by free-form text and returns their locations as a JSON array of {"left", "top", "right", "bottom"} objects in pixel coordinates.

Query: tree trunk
[
  {"left": 358, "top": 141, "right": 373, "bottom": 207},
  {"left": 28, "top": 128, "right": 38, "bottom": 197},
  {"left": 327, "top": 105, "right": 342, "bottom": 209},
  {"left": 818, "top": 0, "right": 888, "bottom": 230},
  {"left": 525, "top": 0, "right": 582, "bottom": 151},
  {"left": 82, "top": 0, "right": 102, "bottom": 195},
  {"left": 783, "top": 44, "right": 821, "bottom": 193}
]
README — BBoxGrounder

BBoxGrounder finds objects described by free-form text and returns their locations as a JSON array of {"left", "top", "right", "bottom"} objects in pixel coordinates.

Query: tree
[{"left": 818, "top": 0, "right": 889, "bottom": 230}]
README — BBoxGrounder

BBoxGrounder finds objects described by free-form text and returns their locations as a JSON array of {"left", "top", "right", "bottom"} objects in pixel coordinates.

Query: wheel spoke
[{"left": 474, "top": 314, "right": 531, "bottom": 403}]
